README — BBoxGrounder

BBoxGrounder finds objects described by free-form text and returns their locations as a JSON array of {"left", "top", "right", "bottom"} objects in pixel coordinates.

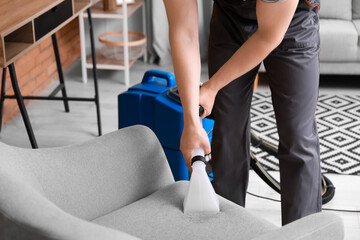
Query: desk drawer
[{"left": 34, "top": 0, "right": 73, "bottom": 40}]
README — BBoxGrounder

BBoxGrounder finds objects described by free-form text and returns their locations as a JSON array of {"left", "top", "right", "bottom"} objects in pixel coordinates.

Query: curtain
[{"left": 145, "top": 0, "right": 213, "bottom": 66}]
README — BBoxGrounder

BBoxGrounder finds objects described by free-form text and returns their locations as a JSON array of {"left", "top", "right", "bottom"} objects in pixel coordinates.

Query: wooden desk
[
  {"left": 0, "top": 0, "right": 101, "bottom": 148},
  {"left": 0, "top": 0, "right": 91, "bottom": 68}
]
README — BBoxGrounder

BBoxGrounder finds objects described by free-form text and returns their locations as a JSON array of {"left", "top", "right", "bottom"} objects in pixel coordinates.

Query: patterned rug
[{"left": 250, "top": 92, "right": 360, "bottom": 175}]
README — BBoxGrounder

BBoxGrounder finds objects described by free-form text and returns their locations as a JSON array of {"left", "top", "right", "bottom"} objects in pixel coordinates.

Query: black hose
[{"left": 250, "top": 131, "right": 336, "bottom": 205}]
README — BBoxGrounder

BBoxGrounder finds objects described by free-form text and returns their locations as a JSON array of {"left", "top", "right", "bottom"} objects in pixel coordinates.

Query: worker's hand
[
  {"left": 180, "top": 123, "right": 211, "bottom": 173},
  {"left": 199, "top": 81, "right": 218, "bottom": 118}
]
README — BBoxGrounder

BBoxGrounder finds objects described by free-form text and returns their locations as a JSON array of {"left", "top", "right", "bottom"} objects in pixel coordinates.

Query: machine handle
[{"left": 142, "top": 70, "right": 176, "bottom": 87}]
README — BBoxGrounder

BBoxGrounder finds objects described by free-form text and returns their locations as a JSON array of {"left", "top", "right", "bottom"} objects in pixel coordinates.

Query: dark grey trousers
[{"left": 208, "top": 0, "right": 322, "bottom": 225}]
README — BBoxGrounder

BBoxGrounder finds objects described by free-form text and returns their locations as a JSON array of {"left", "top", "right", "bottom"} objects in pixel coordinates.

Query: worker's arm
[
  {"left": 163, "top": 0, "right": 211, "bottom": 170},
  {"left": 200, "top": 0, "right": 299, "bottom": 116}
]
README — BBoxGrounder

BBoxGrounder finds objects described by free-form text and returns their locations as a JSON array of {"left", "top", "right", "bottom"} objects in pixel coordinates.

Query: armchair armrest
[{"left": 252, "top": 212, "right": 344, "bottom": 240}]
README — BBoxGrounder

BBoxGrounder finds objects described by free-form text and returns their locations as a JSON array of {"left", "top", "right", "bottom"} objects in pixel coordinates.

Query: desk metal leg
[
  {"left": 8, "top": 64, "right": 38, "bottom": 149},
  {"left": 87, "top": 8, "right": 102, "bottom": 136},
  {"left": 51, "top": 33, "right": 70, "bottom": 113},
  {"left": 0, "top": 68, "right": 6, "bottom": 132}
]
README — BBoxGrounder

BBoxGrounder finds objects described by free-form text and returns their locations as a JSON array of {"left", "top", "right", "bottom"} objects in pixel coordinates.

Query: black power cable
[{"left": 247, "top": 191, "right": 360, "bottom": 213}]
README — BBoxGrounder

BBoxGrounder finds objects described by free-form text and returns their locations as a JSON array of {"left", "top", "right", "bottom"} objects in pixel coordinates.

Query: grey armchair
[{"left": 0, "top": 125, "right": 344, "bottom": 240}]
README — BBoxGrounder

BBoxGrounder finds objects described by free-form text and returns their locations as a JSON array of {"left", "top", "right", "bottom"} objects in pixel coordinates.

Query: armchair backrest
[
  {"left": 319, "top": 0, "right": 352, "bottom": 20},
  {"left": 0, "top": 126, "right": 174, "bottom": 222},
  {"left": 319, "top": 0, "right": 360, "bottom": 20}
]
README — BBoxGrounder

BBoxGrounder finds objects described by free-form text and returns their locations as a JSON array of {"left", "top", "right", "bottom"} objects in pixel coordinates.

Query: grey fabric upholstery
[
  {"left": 252, "top": 211, "right": 344, "bottom": 240},
  {"left": 319, "top": 0, "right": 352, "bottom": 21},
  {"left": 93, "top": 181, "right": 277, "bottom": 240},
  {"left": 93, "top": 181, "right": 344, "bottom": 240},
  {"left": 1, "top": 125, "right": 174, "bottom": 221},
  {"left": 320, "top": 62, "right": 360, "bottom": 75},
  {"left": 0, "top": 125, "right": 344, "bottom": 239},
  {"left": 318, "top": 0, "right": 360, "bottom": 74},
  {"left": 0, "top": 125, "right": 171, "bottom": 239},
  {"left": 319, "top": 19, "right": 358, "bottom": 62}
]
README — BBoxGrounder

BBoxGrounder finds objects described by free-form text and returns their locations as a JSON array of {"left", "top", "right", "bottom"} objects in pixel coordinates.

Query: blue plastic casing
[{"left": 118, "top": 70, "right": 214, "bottom": 180}]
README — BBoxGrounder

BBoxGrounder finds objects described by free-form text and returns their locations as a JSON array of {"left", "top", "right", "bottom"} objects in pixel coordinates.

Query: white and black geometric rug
[{"left": 250, "top": 92, "right": 360, "bottom": 175}]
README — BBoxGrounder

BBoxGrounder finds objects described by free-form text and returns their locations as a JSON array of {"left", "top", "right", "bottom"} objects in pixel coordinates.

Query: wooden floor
[{"left": 1, "top": 60, "right": 359, "bottom": 239}]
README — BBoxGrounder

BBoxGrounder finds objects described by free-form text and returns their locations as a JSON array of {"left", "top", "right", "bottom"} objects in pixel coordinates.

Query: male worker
[{"left": 163, "top": 0, "right": 321, "bottom": 225}]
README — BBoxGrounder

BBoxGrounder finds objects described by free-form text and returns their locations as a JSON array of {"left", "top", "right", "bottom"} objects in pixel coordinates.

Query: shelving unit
[{"left": 79, "top": 0, "right": 147, "bottom": 86}]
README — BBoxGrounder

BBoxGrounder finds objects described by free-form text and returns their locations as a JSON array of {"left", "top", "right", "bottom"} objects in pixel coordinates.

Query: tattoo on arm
[{"left": 261, "top": 0, "right": 287, "bottom": 3}]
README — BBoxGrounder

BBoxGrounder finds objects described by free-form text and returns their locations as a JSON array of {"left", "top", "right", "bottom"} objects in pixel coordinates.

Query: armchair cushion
[
  {"left": 93, "top": 181, "right": 277, "bottom": 240},
  {"left": 252, "top": 212, "right": 344, "bottom": 240}
]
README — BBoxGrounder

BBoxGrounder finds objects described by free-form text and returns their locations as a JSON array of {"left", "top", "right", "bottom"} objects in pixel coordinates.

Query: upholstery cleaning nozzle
[{"left": 183, "top": 106, "right": 220, "bottom": 214}]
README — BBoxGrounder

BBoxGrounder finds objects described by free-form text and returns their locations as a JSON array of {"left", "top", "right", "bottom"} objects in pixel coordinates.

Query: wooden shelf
[
  {"left": 5, "top": 42, "right": 33, "bottom": 62},
  {"left": 86, "top": 51, "right": 136, "bottom": 70},
  {"left": 83, "top": 0, "right": 144, "bottom": 19},
  {"left": 73, "top": 0, "right": 91, "bottom": 14},
  {"left": 4, "top": 21, "right": 34, "bottom": 62}
]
